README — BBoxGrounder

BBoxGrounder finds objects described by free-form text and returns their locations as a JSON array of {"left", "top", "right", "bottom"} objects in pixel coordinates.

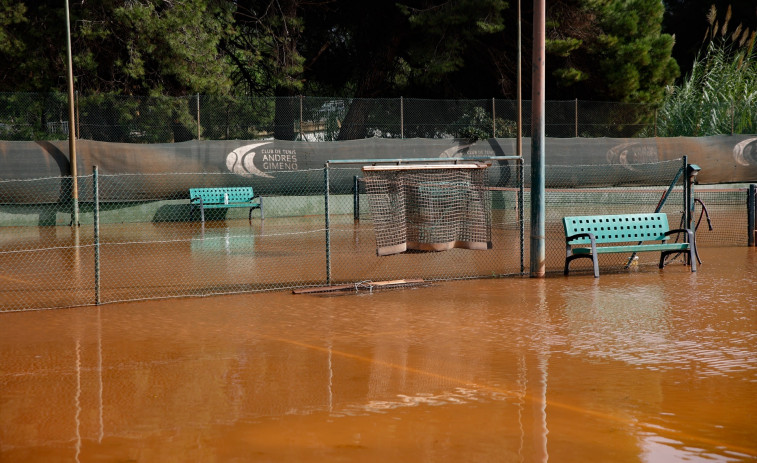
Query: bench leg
[
  {"left": 564, "top": 254, "right": 600, "bottom": 277},
  {"left": 249, "top": 198, "right": 264, "bottom": 222},
  {"left": 200, "top": 204, "right": 205, "bottom": 224}
]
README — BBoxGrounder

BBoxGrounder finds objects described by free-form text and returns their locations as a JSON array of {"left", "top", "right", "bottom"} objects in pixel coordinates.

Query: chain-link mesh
[
  {"left": 0, "top": 162, "right": 752, "bottom": 312},
  {"left": 2, "top": 92, "right": 673, "bottom": 142}
]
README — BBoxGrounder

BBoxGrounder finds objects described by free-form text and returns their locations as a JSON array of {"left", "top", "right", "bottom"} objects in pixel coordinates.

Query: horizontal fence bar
[{"left": 327, "top": 156, "right": 522, "bottom": 165}]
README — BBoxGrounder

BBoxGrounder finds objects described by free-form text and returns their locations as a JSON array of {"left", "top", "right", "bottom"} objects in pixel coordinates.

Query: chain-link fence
[
  {"left": 0, "top": 92, "right": 682, "bottom": 142},
  {"left": 1, "top": 158, "right": 753, "bottom": 312}
]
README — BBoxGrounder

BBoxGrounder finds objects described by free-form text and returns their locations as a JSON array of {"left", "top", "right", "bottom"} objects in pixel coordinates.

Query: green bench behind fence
[
  {"left": 563, "top": 212, "right": 697, "bottom": 277},
  {"left": 189, "top": 187, "right": 263, "bottom": 223}
]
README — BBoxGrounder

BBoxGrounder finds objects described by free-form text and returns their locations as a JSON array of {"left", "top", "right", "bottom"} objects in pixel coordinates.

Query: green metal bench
[
  {"left": 563, "top": 212, "right": 696, "bottom": 277},
  {"left": 189, "top": 187, "right": 262, "bottom": 223}
]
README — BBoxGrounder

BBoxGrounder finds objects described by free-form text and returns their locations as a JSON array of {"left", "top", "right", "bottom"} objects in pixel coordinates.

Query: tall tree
[
  {"left": 0, "top": 0, "right": 234, "bottom": 95},
  {"left": 298, "top": 0, "right": 508, "bottom": 139},
  {"left": 223, "top": 0, "right": 307, "bottom": 139},
  {"left": 543, "top": 0, "right": 679, "bottom": 103}
]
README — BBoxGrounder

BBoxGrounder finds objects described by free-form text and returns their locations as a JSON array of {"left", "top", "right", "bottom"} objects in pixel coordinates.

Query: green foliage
[
  {"left": 546, "top": 38, "right": 583, "bottom": 57},
  {"left": 456, "top": 106, "right": 516, "bottom": 141},
  {"left": 546, "top": 0, "right": 678, "bottom": 104},
  {"left": 652, "top": 4, "right": 757, "bottom": 136},
  {"left": 399, "top": 0, "right": 507, "bottom": 87},
  {"left": 553, "top": 67, "right": 588, "bottom": 85},
  {"left": 0, "top": 1, "right": 26, "bottom": 55},
  {"left": 0, "top": 92, "right": 68, "bottom": 141},
  {"left": 655, "top": 38, "right": 757, "bottom": 136}
]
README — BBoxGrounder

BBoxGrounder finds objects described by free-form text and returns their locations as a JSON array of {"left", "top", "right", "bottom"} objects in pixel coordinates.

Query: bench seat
[
  {"left": 563, "top": 213, "right": 696, "bottom": 277},
  {"left": 189, "top": 187, "right": 262, "bottom": 223}
]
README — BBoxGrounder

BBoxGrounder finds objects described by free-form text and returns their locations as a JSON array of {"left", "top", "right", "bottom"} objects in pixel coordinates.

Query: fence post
[
  {"left": 575, "top": 98, "right": 578, "bottom": 137},
  {"left": 731, "top": 101, "right": 735, "bottom": 135},
  {"left": 324, "top": 165, "right": 332, "bottom": 285},
  {"left": 196, "top": 93, "right": 201, "bottom": 140},
  {"left": 93, "top": 166, "right": 101, "bottom": 305},
  {"left": 492, "top": 97, "right": 496, "bottom": 137},
  {"left": 683, "top": 156, "right": 690, "bottom": 232},
  {"left": 654, "top": 108, "right": 658, "bottom": 137},
  {"left": 748, "top": 184, "right": 756, "bottom": 247},
  {"left": 400, "top": 96, "right": 404, "bottom": 139},
  {"left": 518, "top": 159, "right": 525, "bottom": 274},
  {"left": 353, "top": 175, "right": 360, "bottom": 221},
  {"left": 75, "top": 90, "right": 79, "bottom": 140},
  {"left": 300, "top": 95, "right": 304, "bottom": 140}
]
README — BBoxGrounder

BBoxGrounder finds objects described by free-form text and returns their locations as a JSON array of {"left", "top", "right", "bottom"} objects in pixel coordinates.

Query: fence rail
[{"left": 0, "top": 92, "right": 683, "bottom": 142}]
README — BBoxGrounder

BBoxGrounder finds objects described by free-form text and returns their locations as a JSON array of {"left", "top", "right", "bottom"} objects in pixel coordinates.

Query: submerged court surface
[{"left": 1, "top": 247, "right": 755, "bottom": 462}]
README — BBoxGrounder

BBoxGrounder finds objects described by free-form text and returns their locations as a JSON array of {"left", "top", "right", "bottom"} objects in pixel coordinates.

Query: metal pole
[
  {"left": 75, "top": 90, "right": 79, "bottom": 139},
  {"left": 300, "top": 95, "right": 304, "bottom": 140},
  {"left": 353, "top": 175, "right": 360, "bottom": 221},
  {"left": 400, "top": 96, "right": 404, "bottom": 139},
  {"left": 65, "top": 0, "right": 79, "bottom": 226},
  {"left": 196, "top": 93, "right": 201, "bottom": 140},
  {"left": 574, "top": 98, "right": 578, "bottom": 137},
  {"left": 93, "top": 166, "right": 100, "bottom": 305},
  {"left": 519, "top": 159, "right": 525, "bottom": 274},
  {"left": 654, "top": 108, "right": 658, "bottom": 137},
  {"left": 516, "top": 0, "right": 522, "bottom": 159},
  {"left": 492, "top": 97, "right": 496, "bottom": 137},
  {"left": 683, "top": 156, "right": 690, "bottom": 231},
  {"left": 324, "top": 165, "right": 332, "bottom": 285},
  {"left": 748, "top": 184, "right": 756, "bottom": 247},
  {"left": 530, "top": 0, "right": 546, "bottom": 277}
]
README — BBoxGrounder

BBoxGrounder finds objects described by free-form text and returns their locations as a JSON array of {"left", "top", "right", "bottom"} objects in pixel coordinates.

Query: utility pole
[{"left": 530, "top": 0, "right": 546, "bottom": 277}]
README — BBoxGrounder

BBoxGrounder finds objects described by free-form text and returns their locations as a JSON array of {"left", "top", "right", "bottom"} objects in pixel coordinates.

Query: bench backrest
[
  {"left": 189, "top": 187, "right": 254, "bottom": 204},
  {"left": 563, "top": 213, "right": 671, "bottom": 245}
]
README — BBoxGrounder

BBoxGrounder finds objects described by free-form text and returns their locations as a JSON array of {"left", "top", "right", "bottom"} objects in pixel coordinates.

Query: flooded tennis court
[{"left": 1, "top": 246, "right": 755, "bottom": 462}]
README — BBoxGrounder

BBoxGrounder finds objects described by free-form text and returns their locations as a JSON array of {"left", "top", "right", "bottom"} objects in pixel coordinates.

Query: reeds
[{"left": 656, "top": 5, "right": 756, "bottom": 136}]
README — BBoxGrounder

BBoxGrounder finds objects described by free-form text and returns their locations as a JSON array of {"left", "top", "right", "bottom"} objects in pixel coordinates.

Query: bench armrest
[
  {"left": 566, "top": 232, "right": 595, "bottom": 243},
  {"left": 664, "top": 228, "right": 693, "bottom": 241}
]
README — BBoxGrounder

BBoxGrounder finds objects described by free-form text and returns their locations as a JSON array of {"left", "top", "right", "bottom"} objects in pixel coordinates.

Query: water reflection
[{"left": 0, "top": 247, "right": 754, "bottom": 462}]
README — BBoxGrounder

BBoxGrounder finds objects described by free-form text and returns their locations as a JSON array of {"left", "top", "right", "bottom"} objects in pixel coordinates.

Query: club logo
[
  {"left": 733, "top": 138, "right": 757, "bottom": 166},
  {"left": 226, "top": 142, "right": 274, "bottom": 178}
]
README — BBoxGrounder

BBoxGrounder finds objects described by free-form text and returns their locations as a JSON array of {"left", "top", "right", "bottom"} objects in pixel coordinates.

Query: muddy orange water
[{"left": 1, "top": 247, "right": 755, "bottom": 462}]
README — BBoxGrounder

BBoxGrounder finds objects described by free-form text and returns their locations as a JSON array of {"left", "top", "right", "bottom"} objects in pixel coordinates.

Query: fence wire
[
  {"left": 1, "top": 93, "right": 676, "bottom": 142},
  {"left": 0, "top": 162, "right": 753, "bottom": 312}
]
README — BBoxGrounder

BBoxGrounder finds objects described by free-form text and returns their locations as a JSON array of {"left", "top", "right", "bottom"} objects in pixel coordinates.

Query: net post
[
  {"left": 748, "top": 184, "right": 756, "bottom": 247},
  {"left": 93, "top": 165, "right": 100, "bottom": 305},
  {"left": 324, "top": 164, "right": 332, "bottom": 285}
]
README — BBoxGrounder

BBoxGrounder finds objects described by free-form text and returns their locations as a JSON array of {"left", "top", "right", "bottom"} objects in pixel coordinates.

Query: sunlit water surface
[{"left": 1, "top": 247, "right": 755, "bottom": 462}]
